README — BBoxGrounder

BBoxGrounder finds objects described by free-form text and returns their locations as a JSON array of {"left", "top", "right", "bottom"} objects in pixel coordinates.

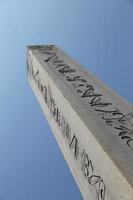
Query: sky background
[{"left": 0, "top": 0, "right": 133, "bottom": 199}]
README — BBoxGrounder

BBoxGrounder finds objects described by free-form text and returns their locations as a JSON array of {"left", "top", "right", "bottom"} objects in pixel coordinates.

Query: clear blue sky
[{"left": 0, "top": 0, "right": 133, "bottom": 199}]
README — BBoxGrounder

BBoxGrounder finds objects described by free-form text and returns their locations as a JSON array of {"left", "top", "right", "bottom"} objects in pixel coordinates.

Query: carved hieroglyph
[{"left": 27, "top": 45, "right": 133, "bottom": 200}]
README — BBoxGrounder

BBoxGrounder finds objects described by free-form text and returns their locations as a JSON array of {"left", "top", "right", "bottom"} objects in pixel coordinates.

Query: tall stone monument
[{"left": 27, "top": 45, "right": 133, "bottom": 200}]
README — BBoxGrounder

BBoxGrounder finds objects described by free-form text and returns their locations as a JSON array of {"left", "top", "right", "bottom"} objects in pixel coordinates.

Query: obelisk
[{"left": 27, "top": 45, "right": 133, "bottom": 200}]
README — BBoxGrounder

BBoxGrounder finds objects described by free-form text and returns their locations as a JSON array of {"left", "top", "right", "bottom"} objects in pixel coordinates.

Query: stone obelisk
[{"left": 27, "top": 45, "right": 133, "bottom": 200}]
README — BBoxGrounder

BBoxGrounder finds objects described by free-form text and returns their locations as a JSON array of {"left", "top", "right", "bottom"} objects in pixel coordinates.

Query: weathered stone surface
[{"left": 27, "top": 45, "right": 133, "bottom": 200}]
